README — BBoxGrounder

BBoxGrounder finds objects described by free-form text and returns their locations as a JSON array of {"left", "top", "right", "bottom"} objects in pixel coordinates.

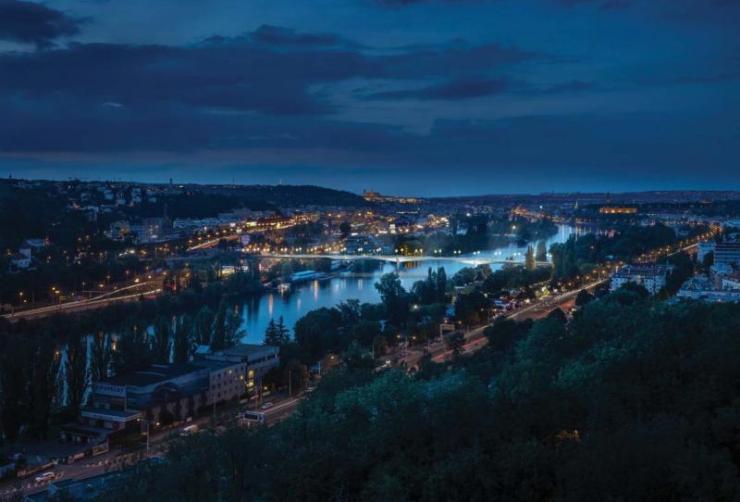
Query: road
[
  {"left": 394, "top": 277, "right": 610, "bottom": 369},
  {"left": 2, "top": 393, "right": 305, "bottom": 499},
  {"left": 2, "top": 282, "right": 161, "bottom": 322}
]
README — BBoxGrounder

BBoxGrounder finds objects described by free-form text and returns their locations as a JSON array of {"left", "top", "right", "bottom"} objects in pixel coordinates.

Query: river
[{"left": 240, "top": 225, "right": 578, "bottom": 344}]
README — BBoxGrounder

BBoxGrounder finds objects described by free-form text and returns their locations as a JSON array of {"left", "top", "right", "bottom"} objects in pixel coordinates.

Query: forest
[{"left": 96, "top": 286, "right": 740, "bottom": 501}]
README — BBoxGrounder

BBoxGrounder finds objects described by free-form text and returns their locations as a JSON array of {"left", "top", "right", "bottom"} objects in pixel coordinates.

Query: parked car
[{"left": 260, "top": 402, "right": 274, "bottom": 410}]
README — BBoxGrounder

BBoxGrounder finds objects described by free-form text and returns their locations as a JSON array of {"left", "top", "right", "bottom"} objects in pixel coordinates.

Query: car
[
  {"left": 34, "top": 471, "right": 56, "bottom": 483},
  {"left": 180, "top": 424, "right": 199, "bottom": 436},
  {"left": 260, "top": 402, "right": 274, "bottom": 410}
]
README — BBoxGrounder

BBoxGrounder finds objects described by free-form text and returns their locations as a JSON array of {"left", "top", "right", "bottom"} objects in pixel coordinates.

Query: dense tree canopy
[{"left": 98, "top": 291, "right": 740, "bottom": 501}]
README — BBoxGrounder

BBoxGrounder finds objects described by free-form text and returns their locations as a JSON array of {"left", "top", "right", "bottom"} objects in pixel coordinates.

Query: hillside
[{"left": 98, "top": 288, "right": 740, "bottom": 501}]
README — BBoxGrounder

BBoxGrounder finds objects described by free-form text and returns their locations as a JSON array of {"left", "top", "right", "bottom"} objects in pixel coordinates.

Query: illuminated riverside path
[{"left": 239, "top": 224, "right": 579, "bottom": 344}]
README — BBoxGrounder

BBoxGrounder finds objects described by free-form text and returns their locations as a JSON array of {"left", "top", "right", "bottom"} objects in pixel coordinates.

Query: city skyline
[{"left": 1, "top": 0, "right": 738, "bottom": 195}]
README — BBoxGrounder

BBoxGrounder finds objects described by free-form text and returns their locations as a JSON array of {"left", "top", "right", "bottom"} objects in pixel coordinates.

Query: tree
[
  {"left": 343, "top": 341, "right": 375, "bottom": 371},
  {"left": 152, "top": 316, "right": 172, "bottom": 363},
  {"left": 211, "top": 298, "right": 228, "bottom": 351},
  {"left": 375, "top": 273, "right": 409, "bottom": 327},
  {"left": 436, "top": 267, "right": 447, "bottom": 303},
  {"left": 372, "top": 335, "right": 388, "bottom": 359},
  {"left": 225, "top": 303, "right": 243, "bottom": 347},
  {"left": 113, "top": 322, "right": 151, "bottom": 374},
  {"left": 525, "top": 245, "right": 537, "bottom": 271},
  {"left": 446, "top": 331, "right": 465, "bottom": 358},
  {"left": 454, "top": 291, "right": 488, "bottom": 326},
  {"left": 193, "top": 306, "right": 214, "bottom": 346},
  {"left": 265, "top": 317, "right": 290, "bottom": 347},
  {"left": 284, "top": 359, "right": 308, "bottom": 395},
  {"left": 339, "top": 221, "right": 352, "bottom": 238},
  {"left": 575, "top": 289, "right": 595, "bottom": 307},
  {"left": 264, "top": 319, "right": 278, "bottom": 346},
  {"left": 546, "top": 307, "right": 568, "bottom": 324},
  {"left": 173, "top": 316, "right": 193, "bottom": 364},
  {"left": 536, "top": 240, "right": 548, "bottom": 262},
  {"left": 294, "top": 308, "right": 342, "bottom": 361}
]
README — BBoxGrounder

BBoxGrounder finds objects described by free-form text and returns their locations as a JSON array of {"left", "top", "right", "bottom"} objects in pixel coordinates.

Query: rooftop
[
  {"left": 103, "top": 363, "right": 206, "bottom": 388},
  {"left": 614, "top": 264, "right": 671, "bottom": 277},
  {"left": 209, "top": 343, "right": 278, "bottom": 357}
]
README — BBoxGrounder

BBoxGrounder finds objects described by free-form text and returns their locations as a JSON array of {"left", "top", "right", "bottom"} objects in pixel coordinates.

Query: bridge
[{"left": 262, "top": 253, "right": 551, "bottom": 267}]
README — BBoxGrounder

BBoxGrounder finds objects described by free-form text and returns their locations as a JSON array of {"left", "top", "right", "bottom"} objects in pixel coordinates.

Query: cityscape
[{"left": 1, "top": 0, "right": 740, "bottom": 501}]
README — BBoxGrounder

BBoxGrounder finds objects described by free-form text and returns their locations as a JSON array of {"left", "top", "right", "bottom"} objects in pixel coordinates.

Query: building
[
  {"left": 714, "top": 242, "right": 740, "bottom": 267},
  {"left": 201, "top": 344, "right": 280, "bottom": 393},
  {"left": 599, "top": 206, "right": 637, "bottom": 215},
  {"left": 132, "top": 216, "right": 174, "bottom": 243},
  {"left": 677, "top": 276, "right": 740, "bottom": 303},
  {"left": 106, "top": 220, "right": 132, "bottom": 241},
  {"left": 610, "top": 264, "right": 671, "bottom": 294},
  {"left": 344, "top": 234, "right": 378, "bottom": 254},
  {"left": 62, "top": 356, "right": 248, "bottom": 445},
  {"left": 8, "top": 253, "right": 32, "bottom": 272}
]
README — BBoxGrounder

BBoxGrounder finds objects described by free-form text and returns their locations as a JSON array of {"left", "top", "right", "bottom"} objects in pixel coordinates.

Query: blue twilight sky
[{"left": 0, "top": 0, "right": 738, "bottom": 196}]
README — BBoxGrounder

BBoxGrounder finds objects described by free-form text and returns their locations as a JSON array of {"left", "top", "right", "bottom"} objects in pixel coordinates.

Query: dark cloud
[
  {"left": 0, "top": 0, "right": 82, "bottom": 47},
  {"left": 366, "top": 77, "right": 509, "bottom": 100},
  {"left": 0, "top": 41, "right": 365, "bottom": 115},
  {"left": 250, "top": 25, "right": 346, "bottom": 47},
  {"left": 0, "top": 95, "right": 409, "bottom": 153},
  {"left": 0, "top": 27, "right": 536, "bottom": 119},
  {"left": 365, "top": 78, "right": 600, "bottom": 100},
  {"left": 202, "top": 24, "right": 356, "bottom": 49}
]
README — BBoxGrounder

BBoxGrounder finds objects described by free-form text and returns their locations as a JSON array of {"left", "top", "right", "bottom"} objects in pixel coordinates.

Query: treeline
[
  {"left": 272, "top": 268, "right": 450, "bottom": 366},
  {"left": 395, "top": 215, "right": 558, "bottom": 256},
  {"left": 0, "top": 272, "right": 261, "bottom": 442},
  {"left": 0, "top": 184, "right": 97, "bottom": 252},
  {"left": 550, "top": 223, "right": 677, "bottom": 278},
  {"left": 131, "top": 191, "right": 274, "bottom": 219},
  {"left": 97, "top": 288, "right": 740, "bottom": 500},
  {"left": 281, "top": 264, "right": 553, "bottom": 367},
  {"left": 205, "top": 184, "right": 369, "bottom": 208}
]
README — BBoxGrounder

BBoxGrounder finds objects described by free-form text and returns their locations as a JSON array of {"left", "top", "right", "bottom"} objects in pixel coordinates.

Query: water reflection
[{"left": 240, "top": 225, "right": 577, "bottom": 344}]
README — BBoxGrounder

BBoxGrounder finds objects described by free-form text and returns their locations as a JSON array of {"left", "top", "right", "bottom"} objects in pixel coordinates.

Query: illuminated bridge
[{"left": 262, "top": 253, "right": 551, "bottom": 267}]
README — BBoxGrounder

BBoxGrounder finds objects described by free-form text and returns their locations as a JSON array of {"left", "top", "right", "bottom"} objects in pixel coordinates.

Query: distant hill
[{"left": 199, "top": 184, "right": 369, "bottom": 209}]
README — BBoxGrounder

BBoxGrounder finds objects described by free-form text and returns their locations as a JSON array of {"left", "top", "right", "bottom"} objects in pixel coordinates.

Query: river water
[{"left": 240, "top": 225, "right": 578, "bottom": 344}]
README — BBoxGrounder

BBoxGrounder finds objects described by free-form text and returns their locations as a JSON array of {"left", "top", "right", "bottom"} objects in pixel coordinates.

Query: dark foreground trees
[{"left": 98, "top": 292, "right": 740, "bottom": 501}]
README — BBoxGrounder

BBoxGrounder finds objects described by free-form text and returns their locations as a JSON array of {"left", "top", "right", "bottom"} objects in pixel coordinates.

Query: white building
[
  {"left": 610, "top": 264, "right": 671, "bottom": 295},
  {"left": 677, "top": 275, "right": 740, "bottom": 303}
]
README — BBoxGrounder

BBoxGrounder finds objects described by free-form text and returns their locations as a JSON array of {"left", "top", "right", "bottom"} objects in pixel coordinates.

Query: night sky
[{"left": 0, "top": 0, "right": 738, "bottom": 195}]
